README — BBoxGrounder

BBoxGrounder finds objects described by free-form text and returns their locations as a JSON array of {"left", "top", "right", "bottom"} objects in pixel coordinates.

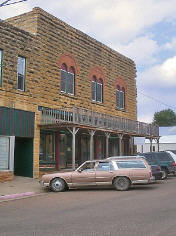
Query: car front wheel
[
  {"left": 50, "top": 178, "right": 67, "bottom": 192},
  {"left": 113, "top": 177, "right": 131, "bottom": 191}
]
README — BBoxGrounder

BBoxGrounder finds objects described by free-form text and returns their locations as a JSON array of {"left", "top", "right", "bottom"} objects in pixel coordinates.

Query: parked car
[
  {"left": 107, "top": 156, "right": 162, "bottom": 180},
  {"left": 137, "top": 152, "right": 176, "bottom": 179},
  {"left": 166, "top": 150, "right": 176, "bottom": 163},
  {"left": 40, "top": 158, "right": 154, "bottom": 192}
]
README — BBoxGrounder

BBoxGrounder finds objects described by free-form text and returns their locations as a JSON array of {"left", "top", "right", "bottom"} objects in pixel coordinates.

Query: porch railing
[{"left": 40, "top": 107, "right": 159, "bottom": 137}]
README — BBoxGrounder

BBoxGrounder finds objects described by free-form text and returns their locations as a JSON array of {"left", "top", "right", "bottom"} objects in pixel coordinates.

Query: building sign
[{"left": 0, "top": 136, "right": 10, "bottom": 170}]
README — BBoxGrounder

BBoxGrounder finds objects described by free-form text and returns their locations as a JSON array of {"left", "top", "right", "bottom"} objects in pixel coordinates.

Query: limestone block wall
[
  {"left": 0, "top": 21, "right": 41, "bottom": 178},
  {"left": 5, "top": 7, "right": 137, "bottom": 121}
]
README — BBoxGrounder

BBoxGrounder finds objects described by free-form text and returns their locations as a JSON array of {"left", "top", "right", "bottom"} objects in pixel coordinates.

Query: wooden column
[
  {"left": 55, "top": 132, "right": 60, "bottom": 170},
  {"left": 67, "top": 127, "right": 79, "bottom": 170},
  {"left": 89, "top": 130, "right": 95, "bottom": 160},
  {"left": 129, "top": 136, "right": 134, "bottom": 155},
  {"left": 118, "top": 134, "right": 123, "bottom": 156},
  {"left": 150, "top": 138, "right": 153, "bottom": 152},
  {"left": 105, "top": 132, "right": 110, "bottom": 158},
  {"left": 156, "top": 137, "right": 160, "bottom": 152}
]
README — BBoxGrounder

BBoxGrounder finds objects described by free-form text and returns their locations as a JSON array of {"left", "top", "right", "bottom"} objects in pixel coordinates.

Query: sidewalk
[{"left": 0, "top": 176, "right": 47, "bottom": 202}]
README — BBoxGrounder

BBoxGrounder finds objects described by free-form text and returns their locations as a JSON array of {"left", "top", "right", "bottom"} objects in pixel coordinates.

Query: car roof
[{"left": 107, "top": 156, "right": 145, "bottom": 161}]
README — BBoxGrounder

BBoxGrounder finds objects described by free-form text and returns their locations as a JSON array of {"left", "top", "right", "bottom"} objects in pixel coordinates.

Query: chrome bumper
[{"left": 39, "top": 180, "right": 49, "bottom": 187}]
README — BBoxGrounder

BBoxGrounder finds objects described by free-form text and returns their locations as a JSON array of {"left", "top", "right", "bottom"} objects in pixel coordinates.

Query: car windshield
[
  {"left": 115, "top": 160, "right": 146, "bottom": 169},
  {"left": 78, "top": 162, "right": 95, "bottom": 172}
]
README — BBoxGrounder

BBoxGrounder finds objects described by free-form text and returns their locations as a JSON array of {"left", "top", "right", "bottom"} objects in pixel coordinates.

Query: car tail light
[
  {"left": 172, "top": 161, "right": 176, "bottom": 167},
  {"left": 149, "top": 171, "right": 152, "bottom": 177},
  {"left": 156, "top": 167, "right": 161, "bottom": 171}
]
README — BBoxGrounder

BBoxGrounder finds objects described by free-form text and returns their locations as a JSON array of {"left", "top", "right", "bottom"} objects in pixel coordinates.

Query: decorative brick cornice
[
  {"left": 90, "top": 66, "right": 105, "bottom": 83},
  {"left": 58, "top": 53, "right": 79, "bottom": 74},
  {"left": 115, "top": 77, "right": 127, "bottom": 91}
]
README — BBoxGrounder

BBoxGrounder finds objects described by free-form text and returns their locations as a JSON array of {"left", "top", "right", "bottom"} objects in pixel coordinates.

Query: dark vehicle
[
  {"left": 150, "top": 165, "right": 162, "bottom": 180},
  {"left": 138, "top": 152, "right": 176, "bottom": 179}
]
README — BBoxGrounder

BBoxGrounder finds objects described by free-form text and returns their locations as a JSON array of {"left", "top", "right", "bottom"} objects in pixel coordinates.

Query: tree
[{"left": 153, "top": 109, "right": 176, "bottom": 127}]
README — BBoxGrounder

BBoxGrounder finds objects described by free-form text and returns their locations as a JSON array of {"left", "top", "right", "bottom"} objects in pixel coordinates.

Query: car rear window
[
  {"left": 157, "top": 152, "right": 172, "bottom": 161},
  {"left": 116, "top": 160, "right": 146, "bottom": 169}
]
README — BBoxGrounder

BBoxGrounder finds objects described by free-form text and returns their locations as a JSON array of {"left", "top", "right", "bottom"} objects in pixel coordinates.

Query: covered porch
[{"left": 38, "top": 107, "right": 159, "bottom": 171}]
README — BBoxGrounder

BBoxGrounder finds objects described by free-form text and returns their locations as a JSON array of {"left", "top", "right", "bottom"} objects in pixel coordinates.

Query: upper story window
[
  {"left": 17, "top": 56, "right": 26, "bottom": 91},
  {"left": 0, "top": 49, "right": 2, "bottom": 86},
  {"left": 116, "top": 85, "right": 125, "bottom": 109},
  {"left": 59, "top": 53, "right": 78, "bottom": 96},
  {"left": 92, "top": 76, "right": 103, "bottom": 103},
  {"left": 61, "top": 63, "right": 75, "bottom": 95},
  {"left": 116, "top": 77, "right": 126, "bottom": 110}
]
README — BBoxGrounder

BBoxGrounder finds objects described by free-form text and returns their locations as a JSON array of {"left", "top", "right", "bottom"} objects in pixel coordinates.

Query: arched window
[
  {"left": 92, "top": 76, "right": 103, "bottom": 103},
  {"left": 61, "top": 63, "right": 75, "bottom": 95},
  {"left": 116, "top": 85, "right": 125, "bottom": 109}
]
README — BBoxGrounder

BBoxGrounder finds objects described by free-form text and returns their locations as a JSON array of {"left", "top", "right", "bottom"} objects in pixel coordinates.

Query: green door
[{"left": 14, "top": 138, "right": 33, "bottom": 177}]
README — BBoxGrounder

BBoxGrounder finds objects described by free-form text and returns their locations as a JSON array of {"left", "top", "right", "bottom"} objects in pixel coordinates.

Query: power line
[
  {"left": 0, "top": 0, "right": 27, "bottom": 7},
  {"left": 138, "top": 89, "right": 176, "bottom": 111}
]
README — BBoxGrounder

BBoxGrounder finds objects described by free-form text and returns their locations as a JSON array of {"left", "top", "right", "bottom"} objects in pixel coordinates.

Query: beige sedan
[{"left": 40, "top": 158, "right": 154, "bottom": 192}]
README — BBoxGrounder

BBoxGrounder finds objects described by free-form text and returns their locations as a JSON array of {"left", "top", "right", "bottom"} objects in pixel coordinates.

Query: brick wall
[{"left": 0, "top": 171, "right": 14, "bottom": 182}]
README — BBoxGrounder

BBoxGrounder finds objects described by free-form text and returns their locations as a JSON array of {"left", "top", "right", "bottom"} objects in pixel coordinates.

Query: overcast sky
[{"left": 1, "top": 0, "right": 176, "bottom": 123}]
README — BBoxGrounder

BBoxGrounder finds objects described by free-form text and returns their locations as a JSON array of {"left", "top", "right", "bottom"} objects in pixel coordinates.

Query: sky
[{"left": 1, "top": 0, "right": 176, "bottom": 124}]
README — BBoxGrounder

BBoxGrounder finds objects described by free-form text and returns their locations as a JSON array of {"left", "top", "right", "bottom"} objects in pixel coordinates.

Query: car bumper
[
  {"left": 39, "top": 180, "right": 49, "bottom": 187},
  {"left": 153, "top": 172, "right": 163, "bottom": 180}
]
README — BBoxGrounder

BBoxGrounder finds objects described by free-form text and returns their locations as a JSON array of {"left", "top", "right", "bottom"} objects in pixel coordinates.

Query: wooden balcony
[{"left": 40, "top": 107, "right": 159, "bottom": 137}]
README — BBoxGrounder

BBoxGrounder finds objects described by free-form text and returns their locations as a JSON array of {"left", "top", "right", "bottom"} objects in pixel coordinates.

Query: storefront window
[
  {"left": 0, "top": 137, "right": 10, "bottom": 170},
  {"left": 40, "top": 133, "right": 55, "bottom": 164}
]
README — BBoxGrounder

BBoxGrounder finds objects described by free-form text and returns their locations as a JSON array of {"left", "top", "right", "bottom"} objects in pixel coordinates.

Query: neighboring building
[
  {"left": 0, "top": 8, "right": 159, "bottom": 182},
  {"left": 137, "top": 127, "right": 176, "bottom": 153}
]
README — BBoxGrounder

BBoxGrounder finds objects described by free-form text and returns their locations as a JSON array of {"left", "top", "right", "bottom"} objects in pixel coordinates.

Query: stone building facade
[{"left": 0, "top": 8, "right": 159, "bottom": 182}]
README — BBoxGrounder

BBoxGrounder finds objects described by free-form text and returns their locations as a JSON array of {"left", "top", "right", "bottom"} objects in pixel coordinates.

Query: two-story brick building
[{"left": 0, "top": 7, "right": 159, "bottom": 182}]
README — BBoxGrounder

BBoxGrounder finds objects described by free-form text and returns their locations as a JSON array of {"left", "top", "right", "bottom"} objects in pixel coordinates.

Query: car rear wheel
[
  {"left": 161, "top": 169, "right": 168, "bottom": 180},
  {"left": 50, "top": 178, "right": 67, "bottom": 192},
  {"left": 114, "top": 177, "right": 131, "bottom": 191}
]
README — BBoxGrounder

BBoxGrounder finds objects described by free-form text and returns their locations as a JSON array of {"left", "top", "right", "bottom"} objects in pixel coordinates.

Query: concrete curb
[{"left": 0, "top": 192, "right": 48, "bottom": 203}]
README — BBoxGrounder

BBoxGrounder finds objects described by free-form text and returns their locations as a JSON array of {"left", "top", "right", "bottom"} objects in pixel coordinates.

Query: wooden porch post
[
  {"left": 67, "top": 127, "right": 79, "bottom": 170},
  {"left": 105, "top": 132, "right": 110, "bottom": 158},
  {"left": 156, "top": 137, "right": 160, "bottom": 152},
  {"left": 118, "top": 134, "right": 123, "bottom": 156},
  {"left": 150, "top": 138, "right": 153, "bottom": 152},
  {"left": 129, "top": 136, "right": 134, "bottom": 155},
  {"left": 89, "top": 130, "right": 95, "bottom": 160}
]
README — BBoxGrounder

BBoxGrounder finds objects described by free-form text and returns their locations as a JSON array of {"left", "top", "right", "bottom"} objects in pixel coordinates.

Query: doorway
[{"left": 14, "top": 137, "right": 33, "bottom": 177}]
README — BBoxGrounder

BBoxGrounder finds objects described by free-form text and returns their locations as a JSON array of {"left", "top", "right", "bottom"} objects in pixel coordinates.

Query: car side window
[
  {"left": 96, "top": 162, "right": 110, "bottom": 171},
  {"left": 80, "top": 162, "right": 95, "bottom": 172}
]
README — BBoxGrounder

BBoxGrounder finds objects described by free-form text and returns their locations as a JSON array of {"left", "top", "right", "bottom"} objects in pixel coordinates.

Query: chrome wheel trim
[{"left": 52, "top": 179, "right": 63, "bottom": 191}]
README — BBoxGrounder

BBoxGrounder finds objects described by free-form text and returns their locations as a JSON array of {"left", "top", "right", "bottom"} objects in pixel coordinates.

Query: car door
[
  {"left": 71, "top": 161, "right": 96, "bottom": 187},
  {"left": 95, "top": 161, "right": 114, "bottom": 185}
]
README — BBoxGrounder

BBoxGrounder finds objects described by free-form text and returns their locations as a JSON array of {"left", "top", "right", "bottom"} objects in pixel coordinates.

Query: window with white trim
[
  {"left": 116, "top": 86, "right": 125, "bottom": 109},
  {"left": 61, "top": 64, "right": 75, "bottom": 95},
  {"left": 0, "top": 136, "right": 10, "bottom": 170},
  {"left": 92, "top": 77, "right": 103, "bottom": 103},
  {"left": 17, "top": 56, "right": 26, "bottom": 91}
]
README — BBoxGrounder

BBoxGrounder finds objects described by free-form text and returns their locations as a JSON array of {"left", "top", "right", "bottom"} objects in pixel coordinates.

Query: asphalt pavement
[{"left": 1, "top": 177, "right": 176, "bottom": 236}]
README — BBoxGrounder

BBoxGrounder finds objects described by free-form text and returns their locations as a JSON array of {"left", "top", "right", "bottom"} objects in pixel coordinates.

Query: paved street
[{"left": 1, "top": 177, "right": 176, "bottom": 236}]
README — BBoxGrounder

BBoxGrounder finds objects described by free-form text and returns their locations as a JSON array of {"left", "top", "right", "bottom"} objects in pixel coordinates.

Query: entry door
[{"left": 14, "top": 138, "right": 33, "bottom": 177}]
